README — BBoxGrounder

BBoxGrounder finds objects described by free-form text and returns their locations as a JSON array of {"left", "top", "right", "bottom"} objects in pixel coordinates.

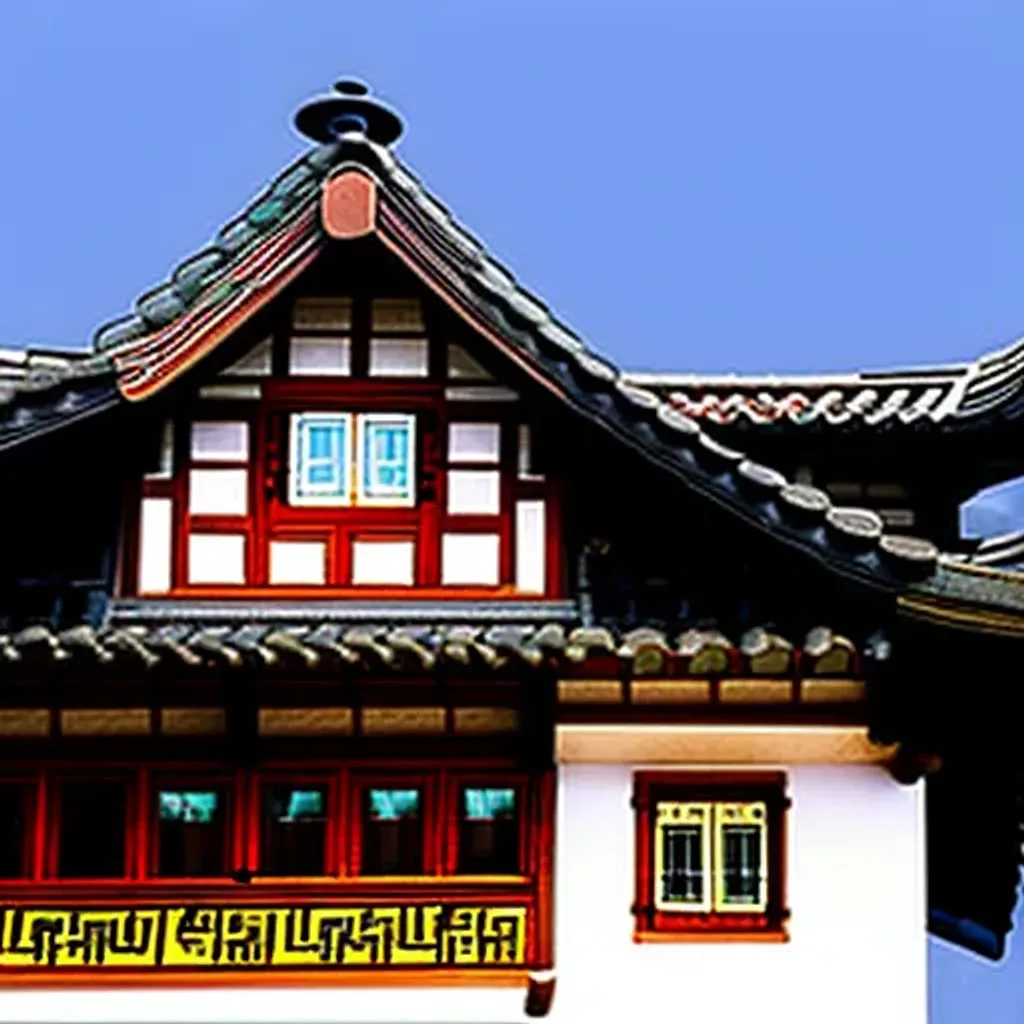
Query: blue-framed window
[
  {"left": 289, "top": 411, "right": 417, "bottom": 507},
  {"left": 289, "top": 412, "right": 351, "bottom": 505},
  {"left": 357, "top": 413, "right": 416, "bottom": 506}
]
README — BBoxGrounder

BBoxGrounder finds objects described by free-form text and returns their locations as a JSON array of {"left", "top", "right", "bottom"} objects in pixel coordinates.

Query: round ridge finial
[{"left": 294, "top": 78, "right": 403, "bottom": 147}]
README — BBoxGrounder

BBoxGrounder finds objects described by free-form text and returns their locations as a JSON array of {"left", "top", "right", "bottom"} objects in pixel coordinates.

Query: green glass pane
[
  {"left": 281, "top": 789, "right": 325, "bottom": 821},
  {"left": 368, "top": 788, "right": 420, "bottom": 821},
  {"left": 463, "top": 787, "right": 516, "bottom": 821},
  {"left": 159, "top": 791, "right": 218, "bottom": 824}
]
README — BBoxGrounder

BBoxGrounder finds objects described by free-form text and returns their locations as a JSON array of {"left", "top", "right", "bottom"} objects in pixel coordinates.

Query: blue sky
[{"left": 1, "top": 1, "right": 1022, "bottom": 1020}]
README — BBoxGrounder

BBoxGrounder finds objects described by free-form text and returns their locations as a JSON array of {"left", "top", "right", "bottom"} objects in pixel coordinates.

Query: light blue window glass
[
  {"left": 359, "top": 415, "right": 415, "bottom": 504},
  {"left": 159, "top": 791, "right": 219, "bottom": 824},
  {"left": 463, "top": 788, "right": 516, "bottom": 821},
  {"left": 368, "top": 788, "right": 420, "bottom": 821},
  {"left": 289, "top": 413, "right": 351, "bottom": 504}
]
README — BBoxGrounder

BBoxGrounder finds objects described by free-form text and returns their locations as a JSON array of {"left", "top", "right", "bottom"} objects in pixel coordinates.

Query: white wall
[
  {"left": 0, "top": 986, "right": 525, "bottom": 1023},
  {"left": 0, "top": 764, "right": 924, "bottom": 1024},
  {"left": 552, "top": 764, "right": 927, "bottom": 1024}
]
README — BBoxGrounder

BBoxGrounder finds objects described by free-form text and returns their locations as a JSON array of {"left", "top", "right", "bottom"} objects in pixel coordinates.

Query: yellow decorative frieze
[{"left": 0, "top": 903, "right": 528, "bottom": 971}]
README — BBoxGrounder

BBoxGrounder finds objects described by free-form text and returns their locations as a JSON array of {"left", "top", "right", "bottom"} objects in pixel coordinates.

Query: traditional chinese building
[{"left": 0, "top": 80, "right": 1020, "bottom": 1024}]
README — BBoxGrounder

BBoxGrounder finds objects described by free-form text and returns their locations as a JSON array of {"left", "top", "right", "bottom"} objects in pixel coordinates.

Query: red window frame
[
  {"left": 122, "top": 293, "right": 564, "bottom": 600},
  {"left": 443, "top": 773, "right": 529, "bottom": 878},
  {"left": 632, "top": 770, "right": 789, "bottom": 943},
  {"left": 0, "top": 775, "right": 38, "bottom": 881},
  {"left": 148, "top": 771, "right": 236, "bottom": 882},
  {"left": 247, "top": 770, "right": 341, "bottom": 880},
  {"left": 348, "top": 771, "right": 439, "bottom": 878},
  {"left": 46, "top": 771, "right": 138, "bottom": 883}
]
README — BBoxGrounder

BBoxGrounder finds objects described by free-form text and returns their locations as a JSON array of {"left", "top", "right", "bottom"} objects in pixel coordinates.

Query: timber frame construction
[{"left": 0, "top": 79, "right": 1022, "bottom": 1013}]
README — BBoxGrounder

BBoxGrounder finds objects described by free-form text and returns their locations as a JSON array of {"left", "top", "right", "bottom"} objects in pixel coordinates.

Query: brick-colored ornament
[{"left": 321, "top": 170, "right": 377, "bottom": 239}]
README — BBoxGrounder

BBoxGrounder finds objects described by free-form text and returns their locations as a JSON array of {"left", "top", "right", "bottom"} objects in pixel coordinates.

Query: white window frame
[
  {"left": 355, "top": 413, "right": 417, "bottom": 508},
  {"left": 288, "top": 412, "right": 353, "bottom": 507}
]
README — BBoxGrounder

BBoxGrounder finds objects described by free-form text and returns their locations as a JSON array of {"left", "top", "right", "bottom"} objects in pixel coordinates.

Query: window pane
[
  {"left": 58, "top": 781, "right": 126, "bottom": 879},
  {"left": 259, "top": 785, "right": 328, "bottom": 877},
  {"left": 0, "top": 784, "right": 29, "bottom": 878},
  {"left": 654, "top": 802, "right": 710, "bottom": 912},
  {"left": 156, "top": 788, "right": 228, "bottom": 877},
  {"left": 660, "top": 825, "right": 705, "bottom": 904},
  {"left": 357, "top": 415, "right": 415, "bottom": 505},
  {"left": 458, "top": 787, "right": 519, "bottom": 875},
  {"left": 721, "top": 825, "right": 763, "bottom": 906},
  {"left": 360, "top": 788, "right": 423, "bottom": 875},
  {"left": 289, "top": 413, "right": 351, "bottom": 505}
]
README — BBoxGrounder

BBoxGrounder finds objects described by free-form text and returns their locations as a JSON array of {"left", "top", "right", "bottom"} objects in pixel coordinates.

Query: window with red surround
[
  {"left": 130, "top": 294, "right": 560, "bottom": 599},
  {"left": 632, "top": 771, "right": 789, "bottom": 942},
  {"left": 0, "top": 765, "right": 547, "bottom": 889}
]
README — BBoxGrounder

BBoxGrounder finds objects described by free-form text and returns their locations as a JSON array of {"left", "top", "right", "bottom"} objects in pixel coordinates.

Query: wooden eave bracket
[
  {"left": 888, "top": 743, "right": 943, "bottom": 785},
  {"left": 524, "top": 969, "right": 556, "bottom": 1018},
  {"left": 321, "top": 169, "right": 377, "bottom": 239}
]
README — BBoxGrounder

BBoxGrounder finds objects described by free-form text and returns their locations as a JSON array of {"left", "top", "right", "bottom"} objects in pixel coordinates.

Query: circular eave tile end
[
  {"left": 695, "top": 432, "right": 745, "bottom": 468},
  {"left": 655, "top": 402, "right": 701, "bottom": 437},
  {"left": 614, "top": 381, "right": 661, "bottom": 412},
  {"left": 879, "top": 533, "right": 939, "bottom": 568},
  {"left": 737, "top": 459, "right": 788, "bottom": 495},
  {"left": 779, "top": 482, "right": 832, "bottom": 518},
  {"left": 826, "top": 506, "right": 885, "bottom": 542},
  {"left": 572, "top": 352, "right": 619, "bottom": 384}
]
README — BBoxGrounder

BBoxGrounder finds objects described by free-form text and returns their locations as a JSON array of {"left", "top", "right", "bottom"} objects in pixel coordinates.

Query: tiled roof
[
  {"left": 0, "top": 617, "right": 865, "bottom": 680},
  {"left": 626, "top": 332, "right": 1024, "bottom": 430},
  {"left": 0, "top": 348, "right": 119, "bottom": 452},
  {"left": 0, "top": 83, "right": 950, "bottom": 592}
]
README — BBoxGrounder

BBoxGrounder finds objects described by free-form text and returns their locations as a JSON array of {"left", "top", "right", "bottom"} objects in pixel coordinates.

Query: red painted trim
[{"left": 631, "top": 770, "right": 789, "bottom": 939}]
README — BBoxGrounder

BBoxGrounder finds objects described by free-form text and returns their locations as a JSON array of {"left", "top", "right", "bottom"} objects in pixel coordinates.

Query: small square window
[
  {"left": 356, "top": 414, "right": 416, "bottom": 506},
  {"left": 634, "top": 773, "right": 786, "bottom": 941},
  {"left": 360, "top": 787, "right": 423, "bottom": 876},
  {"left": 289, "top": 413, "right": 352, "bottom": 506},
  {"left": 57, "top": 780, "right": 128, "bottom": 879},
  {"left": 0, "top": 784, "right": 31, "bottom": 879},
  {"left": 155, "top": 787, "right": 230, "bottom": 878},
  {"left": 259, "top": 784, "right": 329, "bottom": 877},
  {"left": 458, "top": 787, "right": 520, "bottom": 875}
]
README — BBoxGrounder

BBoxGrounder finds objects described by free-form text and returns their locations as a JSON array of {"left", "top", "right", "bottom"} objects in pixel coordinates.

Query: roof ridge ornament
[{"left": 294, "top": 79, "right": 404, "bottom": 147}]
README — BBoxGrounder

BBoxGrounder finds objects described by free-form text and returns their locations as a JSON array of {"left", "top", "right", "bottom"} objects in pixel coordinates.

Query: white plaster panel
[
  {"left": 137, "top": 497, "right": 173, "bottom": 594},
  {"left": 0, "top": 986, "right": 526, "bottom": 1023},
  {"left": 190, "top": 421, "right": 249, "bottom": 462},
  {"left": 515, "top": 500, "right": 545, "bottom": 594},
  {"left": 143, "top": 421, "right": 174, "bottom": 480},
  {"left": 441, "top": 533, "right": 500, "bottom": 585},
  {"left": 351, "top": 540, "right": 415, "bottom": 585},
  {"left": 268, "top": 541, "right": 326, "bottom": 585},
  {"left": 368, "top": 337, "right": 429, "bottom": 377},
  {"left": 187, "top": 534, "right": 246, "bottom": 585},
  {"left": 446, "top": 342, "right": 493, "bottom": 380},
  {"left": 220, "top": 337, "right": 272, "bottom": 376},
  {"left": 448, "top": 422, "right": 501, "bottom": 464},
  {"left": 288, "top": 336, "right": 351, "bottom": 376},
  {"left": 446, "top": 470, "right": 501, "bottom": 516},
  {"left": 553, "top": 763, "right": 926, "bottom": 1024},
  {"left": 188, "top": 469, "right": 248, "bottom": 516}
]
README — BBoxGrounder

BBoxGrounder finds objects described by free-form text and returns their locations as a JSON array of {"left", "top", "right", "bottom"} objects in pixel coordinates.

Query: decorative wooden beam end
[
  {"left": 524, "top": 969, "right": 556, "bottom": 1018},
  {"left": 321, "top": 170, "right": 377, "bottom": 239},
  {"left": 889, "top": 745, "right": 943, "bottom": 785}
]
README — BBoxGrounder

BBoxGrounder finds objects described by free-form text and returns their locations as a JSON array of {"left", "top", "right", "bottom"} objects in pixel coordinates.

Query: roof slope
[
  {"left": 626, "top": 332, "right": 1024, "bottom": 431},
  {"left": 7, "top": 79, "right": 1024, "bottom": 613}
]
